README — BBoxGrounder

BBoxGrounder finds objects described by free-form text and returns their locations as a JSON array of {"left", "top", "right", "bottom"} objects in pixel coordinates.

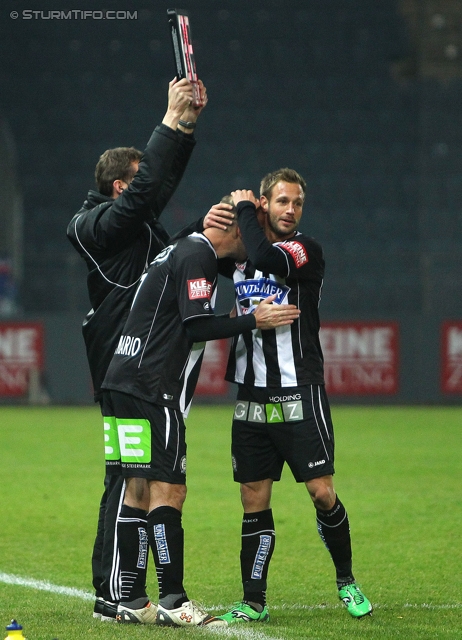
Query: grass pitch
[{"left": 0, "top": 404, "right": 461, "bottom": 639}]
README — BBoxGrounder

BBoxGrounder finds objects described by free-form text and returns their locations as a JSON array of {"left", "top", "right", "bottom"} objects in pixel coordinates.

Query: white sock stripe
[
  {"left": 117, "top": 517, "right": 148, "bottom": 524},
  {"left": 110, "top": 478, "right": 125, "bottom": 602},
  {"left": 242, "top": 529, "right": 276, "bottom": 537},
  {"left": 316, "top": 512, "right": 348, "bottom": 528}
]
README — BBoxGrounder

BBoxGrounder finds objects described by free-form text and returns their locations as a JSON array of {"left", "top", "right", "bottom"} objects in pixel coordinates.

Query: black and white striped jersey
[{"left": 225, "top": 201, "right": 326, "bottom": 388}]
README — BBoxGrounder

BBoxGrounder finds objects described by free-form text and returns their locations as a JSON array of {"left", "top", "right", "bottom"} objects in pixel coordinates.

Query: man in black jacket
[{"left": 67, "top": 77, "right": 231, "bottom": 621}]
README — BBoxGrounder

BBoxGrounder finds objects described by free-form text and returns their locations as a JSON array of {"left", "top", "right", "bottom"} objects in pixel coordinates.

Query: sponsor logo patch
[
  {"left": 188, "top": 278, "right": 212, "bottom": 300},
  {"left": 266, "top": 403, "right": 284, "bottom": 423},
  {"left": 278, "top": 240, "right": 308, "bottom": 268},
  {"left": 308, "top": 459, "right": 326, "bottom": 468},
  {"left": 234, "top": 278, "right": 290, "bottom": 305},
  {"left": 251, "top": 534, "right": 272, "bottom": 579},
  {"left": 234, "top": 399, "right": 304, "bottom": 422},
  {"left": 154, "top": 523, "right": 171, "bottom": 564},
  {"left": 117, "top": 418, "right": 151, "bottom": 463},
  {"left": 137, "top": 527, "right": 148, "bottom": 569},
  {"left": 103, "top": 416, "right": 120, "bottom": 460}
]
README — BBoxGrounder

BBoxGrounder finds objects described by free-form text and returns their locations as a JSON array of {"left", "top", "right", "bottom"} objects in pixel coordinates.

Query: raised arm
[
  {"left": 232, "top": 193, "right": 291, "bottom": 276},
  {"left": 70, "top": 79, "right": 195, "bottom": 253},
  {"left": 151, "top": 79, "right": 209, "bottom": 218}
]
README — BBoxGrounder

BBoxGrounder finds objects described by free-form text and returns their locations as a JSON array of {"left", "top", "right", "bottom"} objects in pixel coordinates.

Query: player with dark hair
[
  {"left": 101, "top": 214, "right": 300, "bottom": 626},
  {"left": 94, "top": 147, "right": 144, "bottom": 196},
  {"left": 211, "top": 168, "right": 372, "bottom": 624},
  {"left": 66, "top": 77, "right": 232, "bottom": 622}
]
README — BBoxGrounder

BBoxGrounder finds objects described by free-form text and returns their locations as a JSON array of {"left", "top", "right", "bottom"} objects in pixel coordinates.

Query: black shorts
[
  {"left": 231, "top": 384, "right": 335, "bottom": 483},
  {"left": 104, "top": 390, "right": 187, "bottom": 484}
]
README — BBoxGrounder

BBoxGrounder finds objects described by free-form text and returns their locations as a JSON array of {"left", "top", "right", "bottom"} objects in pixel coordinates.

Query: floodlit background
[{"left": 0, "top": 0, "right": 461, "bottom": 403}]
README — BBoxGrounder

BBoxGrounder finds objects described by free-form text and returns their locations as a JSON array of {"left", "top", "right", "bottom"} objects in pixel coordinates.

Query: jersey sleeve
[
  {"left": 175, "top": 242, "right": 217, "bottom": 323},
  {"left": 185, "top": 313, "right": 256, "bottom": 342},
  {"left": 150, "top": 128, "right": 196, "bottom": 221},
  {"left": 236, "top": 201, "right": 323, "bottom": 279}
]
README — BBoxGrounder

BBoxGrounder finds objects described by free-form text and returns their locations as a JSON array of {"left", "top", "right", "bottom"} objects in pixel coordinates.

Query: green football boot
[
  {"left": 338, "top": 583, "right": 373, "bottom": 618},
  {"left": 216, "top": 601, "right": 270, "bottom": 624}
]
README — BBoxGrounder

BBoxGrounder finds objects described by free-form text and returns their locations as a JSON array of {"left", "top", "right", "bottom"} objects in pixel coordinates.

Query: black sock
[
  {"left": 147, "top": 506, "right": 187, "bottom": 606},
  {"left": 316, "top": 496, "right": 354, "bottom": 587},
  {"left": 117, "top": 505, "right": 149, "bottom": 604},
  {"left": 240, "top": 509, "right": 275, "bottom": 607}
]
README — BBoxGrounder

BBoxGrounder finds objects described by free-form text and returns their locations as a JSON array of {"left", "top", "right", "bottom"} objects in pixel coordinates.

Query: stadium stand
[{"left": 0, "top": 0, "right": 460, "bottom": 319}]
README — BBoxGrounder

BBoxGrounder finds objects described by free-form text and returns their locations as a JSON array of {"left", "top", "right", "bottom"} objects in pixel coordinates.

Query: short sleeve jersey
[
  {"left": 102, "top": 233, "right": 217, "bottom": 413},
  {"left": 225, "top": 232, "right": 326, "bottom": 387}
]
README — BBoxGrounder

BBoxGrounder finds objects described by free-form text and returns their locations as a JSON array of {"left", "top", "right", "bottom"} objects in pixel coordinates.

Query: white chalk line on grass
[
  {"left": 208, "top": 628, "right": 284, "bottom": 640},
  {"left": 1, "top": 572, "right": 462, "bottom": 621},
  {"left": 0, "top": 572, "right": 94, "bottom": 601},
  {"left": 0, "top": 573, "right": 286, "bottom": 640}
]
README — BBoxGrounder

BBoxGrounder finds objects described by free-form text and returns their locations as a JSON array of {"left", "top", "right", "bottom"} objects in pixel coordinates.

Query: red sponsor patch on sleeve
[
  {"left": 279, "top": 241, "right": 308, "bottom": 268},
  {"left": 188, "top": 278, "right": 212, "bottom": 300}
]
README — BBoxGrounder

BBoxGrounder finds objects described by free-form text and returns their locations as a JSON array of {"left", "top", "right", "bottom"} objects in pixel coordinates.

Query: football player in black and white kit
[
  {"left": 67, "top": 78, "right": 233, "bottom": 621},
  {"left": 101, "top": 214, "right": 300, "bottom": 627},
  {"left": 213, "top": 169, "right": 373, "bottom": 624}
]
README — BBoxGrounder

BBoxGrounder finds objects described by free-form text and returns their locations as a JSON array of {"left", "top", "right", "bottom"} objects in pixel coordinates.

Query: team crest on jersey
[
  {"left": 235, "top": 261, "right": 247, "bottom": 273},
  {"left": 234, "top": 278, "right": 290, "bottom": 305},
  {"left": 151, "top": 244, "right": 174, "bottom": 266},
  {"left": 188, "top": 278, "right": 212, "bottom": 300},
  {"left": 278, "top": 240, "right": 308, "bottom": 268}
]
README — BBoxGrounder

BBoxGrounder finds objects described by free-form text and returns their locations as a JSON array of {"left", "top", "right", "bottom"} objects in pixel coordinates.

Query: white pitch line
[
  {"left": 403, "top": 603, "right": 462, "bottom": 610},
  {"left": 208, "top": 628, "right": 285, "bottom": 640},
  {"left": 0, "top": 572, "right": 94, "bottom": 601},
  {"left": 211, "top": 603, "right": 341, "bottom": 612},
  {"left": 0, "top": 572, "right": 286, "bottom": 640},
  {"left": 1, "top": 572, "right": 461, "bottom": 621}
]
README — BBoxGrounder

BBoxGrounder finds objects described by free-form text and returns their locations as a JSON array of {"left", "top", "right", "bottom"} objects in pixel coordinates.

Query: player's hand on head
[
  {"left": 253, "top": 295, "right": 301, "bottom": 330},
  {"left": 231, "top": 190, "right": 259, "bottom": 207},
  {"left": 203, "top": 202, "right": 235, "bottom": 231}
]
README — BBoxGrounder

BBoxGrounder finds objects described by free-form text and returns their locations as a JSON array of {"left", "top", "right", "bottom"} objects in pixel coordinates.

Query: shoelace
[
  {"left": 347, "top": 586, "right": 365, "bottom": 605},
  {"left": 189, "top": 600, "right": 209, "bottom": 617}
]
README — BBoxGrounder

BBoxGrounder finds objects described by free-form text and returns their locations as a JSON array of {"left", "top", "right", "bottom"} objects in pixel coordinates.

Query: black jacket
[{"left": 67, "top": 123, "right": 204, "bottom": 400}]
